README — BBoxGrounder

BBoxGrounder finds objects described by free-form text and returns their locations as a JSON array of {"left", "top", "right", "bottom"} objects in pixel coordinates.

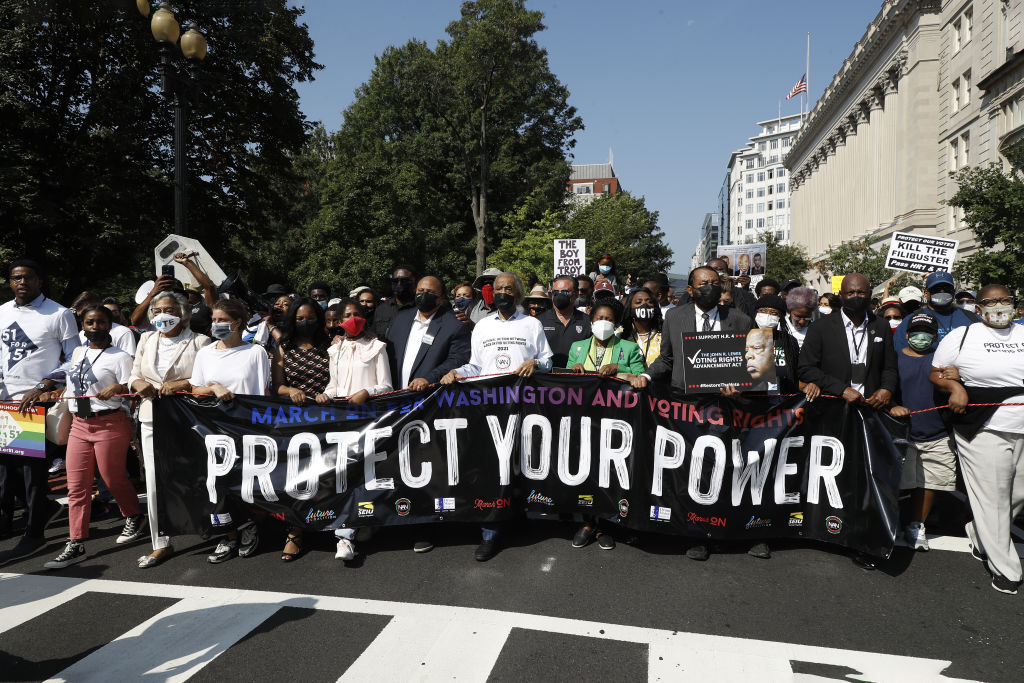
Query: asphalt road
[{"left": 1, "top": 508, "right": 1022, "bottom": 682}]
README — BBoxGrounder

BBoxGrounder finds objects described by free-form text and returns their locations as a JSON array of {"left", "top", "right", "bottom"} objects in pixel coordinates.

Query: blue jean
[{"left": 481, "top": 523, "right": 501, "bottom": 541}]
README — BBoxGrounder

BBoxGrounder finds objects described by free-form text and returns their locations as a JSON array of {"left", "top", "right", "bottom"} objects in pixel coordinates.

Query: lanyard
[
  {"left": 588, "top": 341, "right": 611, "bottom": 369},
  {"left": 850, "top": 326, "right": 866, "bottom": 362},
  {"left": 634, "top": 330, "right": 653, "bottom": 360},
  {"left": 76, "top": 347, "right": 106, "bottom": 391}
]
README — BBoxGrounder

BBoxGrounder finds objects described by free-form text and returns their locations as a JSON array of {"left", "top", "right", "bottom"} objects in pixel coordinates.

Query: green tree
[
  {"left": 0, "top": 0, "right": 321, "bottom": 302},
  {"left": 752, "top": 232, "right": 810, "bottom": 283},
  {"left": 488, "top": 192, "right": 673, "bottom": 286},
  {"left": 947, "top": 152, "right": 1024, "bottom": 293}
]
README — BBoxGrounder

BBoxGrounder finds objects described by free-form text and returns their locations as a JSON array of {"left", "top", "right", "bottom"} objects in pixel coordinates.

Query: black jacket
[
  {"left": 797, "top": 310, "right": 897, "bottom": 397},
  {"left": 384, "top": 305, "right": 471, "bottom": 386}
]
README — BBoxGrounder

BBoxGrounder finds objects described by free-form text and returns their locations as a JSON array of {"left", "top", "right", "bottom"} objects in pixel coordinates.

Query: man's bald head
[{"left": 840, "top": 273, "right": 870, "bottom": 296}]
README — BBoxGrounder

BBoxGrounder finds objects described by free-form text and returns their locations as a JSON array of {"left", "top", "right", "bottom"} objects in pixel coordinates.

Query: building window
[
  {"left": 746, "top": 173, "right": 754, "bottom": 183},
  {"left": 745, "top": 159, "right": 755, "bottom": 169},
  {"left": 962, "top": 69, "right": 971, "bottom": 108},
  {"left": 745, "top": 219, "right": 753, "bottom": 230},
  {"left": 949, "top": 138, "right": 959, "bottom": 171},
  {"left": 777, "top": 183, "right": 786, "bottom": 193},
  {"left": 757, "top": 172, "right": 765, "bottom": 182},
  {"left": 960, "top": 131, "right": 970, "bottom": 167},
  {"left": 757, "top": 188, "right": 764, "bottom": 197},
  {"left": 782, "top": 137, "right": 791, "bottom": 147},
  {"left": 769, "top": 155, "right": 778, "bottom": 164},
  {"left": 776, "top": 230, "right": 785, "bottom": 241},
  {"left": 767, "top": 169, "right": 775, "bottom": 179},
  {"left": 602, "top": 183, "right": 610, "bottom": 194},
  {"left": 756, "top": 203, "right": 765, "bottom": 212},
  {"left": 758, "top": 141, "right": 767, "bottom": 151},
  {"left": 767, "top": 201, "right": 774, "bottom": 211},
  {"left": 953, "top": 17, "right": 962, "bottom": 53},
  {"left": 574, "top": 184, "right": 592, "bottom": 194},
  {"left": 770, "top": 139, "right": 779, "bottom": 149},
  {"left": 757, "top": 157, "right": 766, "bottom": 168},
  {"left": 746, "top": 204, "right": 753, "bottom": 213},
  {"left": 777, "top": 199, "right": 786, "bottom": 209},
  {"left": 757, "top": 218, "right": 765, "bottom": 229},
  {"left": 767, "top": 216, "right": 774, "bottom": 227},
  {"left": 951, "top": 79, "right": 960, "bottom": 114},
  {"left": 746, "top": 190, "right": 753, "bottom": 199},
  {"left": 964, "top": 7, "right": 972, "bottom": 44},
  {"left": 767, "top": 186, "right": 774, "bottom": 195}
]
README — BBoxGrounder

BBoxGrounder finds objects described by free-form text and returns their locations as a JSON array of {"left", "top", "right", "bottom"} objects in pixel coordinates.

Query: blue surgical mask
[
  {"left": 598, "top": 264, "right": 612, "bottom": 274},
  {"left": 210, "top": 322, "right": 234, "bottom": 339},
  {"left": 318, "top": 300, "right": 328, "bottom": 310}
]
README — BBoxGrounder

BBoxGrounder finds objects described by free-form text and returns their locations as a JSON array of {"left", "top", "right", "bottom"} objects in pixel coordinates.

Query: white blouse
[{"left": 324, "top": 336, "right": 392, "bottom": 399}]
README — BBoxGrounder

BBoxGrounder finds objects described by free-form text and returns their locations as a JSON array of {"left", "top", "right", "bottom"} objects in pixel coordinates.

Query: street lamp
[{"left": 138, "top": 2, "right": 207, "bottom": 237}]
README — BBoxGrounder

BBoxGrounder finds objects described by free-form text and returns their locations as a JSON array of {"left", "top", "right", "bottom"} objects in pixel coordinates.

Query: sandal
[
  {"left": 281, "top": 529, "right": 303, "bottom": 562},
  {"left": 137, "top": 545, "right": 175, "bottom": 568}
]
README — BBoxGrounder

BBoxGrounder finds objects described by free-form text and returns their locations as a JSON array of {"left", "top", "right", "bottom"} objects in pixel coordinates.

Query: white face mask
[
  {"left": 592, "top": 320, "right": 616, "bottom": 341},
  {"left": 152, "top": 312, "right": 182, "bottom": 333},
  {"left": 888, "top": 318, "right": 902, "bottom": 330},
  {"left": 818, "top": 306, "right": 832, "bottom": 315},
  {"left": 981, "top": 303, "right": 1014, "bottom": 328},
  {"left": 754, "top": 312, "right": 780, "bottom": 329}
]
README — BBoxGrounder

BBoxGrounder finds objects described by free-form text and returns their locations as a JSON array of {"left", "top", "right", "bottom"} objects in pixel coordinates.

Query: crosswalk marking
[{"left": 0, "top": 572, "right": 975, "bottom": 682}]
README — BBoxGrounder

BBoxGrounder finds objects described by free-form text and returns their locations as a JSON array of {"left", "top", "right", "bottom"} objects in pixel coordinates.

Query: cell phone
[{"left": 161, "top": 265, "right": 175, "bottom": 277}]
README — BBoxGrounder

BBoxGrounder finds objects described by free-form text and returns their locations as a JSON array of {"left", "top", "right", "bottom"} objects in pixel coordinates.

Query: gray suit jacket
[{"left": 646, "top": 303, "right": 754, "bottom": 393}]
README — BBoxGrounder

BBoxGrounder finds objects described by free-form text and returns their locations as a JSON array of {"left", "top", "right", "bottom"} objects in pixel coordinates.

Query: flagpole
[{"left": 805, "top": 32, "right": 811, "bottom": 121}]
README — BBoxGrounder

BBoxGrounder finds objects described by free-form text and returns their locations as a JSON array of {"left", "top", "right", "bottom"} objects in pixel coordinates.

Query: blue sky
[{"left": 294, "top": 1, "right": 879, "bottom": 270}]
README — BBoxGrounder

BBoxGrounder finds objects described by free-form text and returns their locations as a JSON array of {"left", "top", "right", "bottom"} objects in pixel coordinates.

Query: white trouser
[
  {"left": 955, "top": 427, "right": 1024, "bottom": 582},
  {"left": 140, "top": 420, "right": 172, "bottom": 551}
]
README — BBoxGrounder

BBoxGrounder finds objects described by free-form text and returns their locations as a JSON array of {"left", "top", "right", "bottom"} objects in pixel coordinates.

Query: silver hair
[
  {"left": 499, "top": 272, "right": 526, "bottom": 303},
  {"left": 786, "top": 286, "right": 819, "bottom": 312},
  {"left": 148, "top": 290, "right": 192, "bottom": 324}
]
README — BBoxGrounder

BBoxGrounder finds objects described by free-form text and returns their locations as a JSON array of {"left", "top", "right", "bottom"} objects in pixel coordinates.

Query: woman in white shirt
[
  {"left": 315, "top": 299, "right": 392, "bottom": 560},
  {"left": 190, "top": 299, "right": 271, "bottom": 564},
  {"left": 42, "top": 305, "right": 142, "bottom": 570},
  {"left": 128, "top": 291, "right": 211, "bottom": 568}
]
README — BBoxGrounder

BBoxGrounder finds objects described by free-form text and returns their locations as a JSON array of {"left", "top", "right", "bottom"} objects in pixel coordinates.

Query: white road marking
[{"left": 0, "top": 572, "right": 973, "bottom": 682}]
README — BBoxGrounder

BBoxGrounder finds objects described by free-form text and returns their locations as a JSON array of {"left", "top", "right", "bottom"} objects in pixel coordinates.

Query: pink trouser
[{"left": 66, "top": 411, "right": 139, "bottom": 540}]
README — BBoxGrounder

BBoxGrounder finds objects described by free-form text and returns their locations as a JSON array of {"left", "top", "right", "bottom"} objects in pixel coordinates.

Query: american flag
[{"left": 786, "top": 74, "right": 807, "bottom": 99}]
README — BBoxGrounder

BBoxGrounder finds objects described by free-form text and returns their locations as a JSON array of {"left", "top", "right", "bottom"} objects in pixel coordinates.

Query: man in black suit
[{"left": 797, "top": 273, "right": 897, "bottom": 409}]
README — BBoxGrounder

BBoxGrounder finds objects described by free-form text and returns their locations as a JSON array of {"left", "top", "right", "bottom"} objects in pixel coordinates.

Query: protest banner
[
  {"left": 884, "top": 232, "right": 959, "bottom": 274},
  {"left": 554, "top": 239, "right": 585, "bottom": 277},
  {"left": 717, "top": 243, "right": 767, "bottom": 280},
  {"left": 681, "top": 332, "right": 777, "bottom": 393},
  {"left": 0, "top": 403, "right": 47, "bottom": 461},
  {"left": 153, "top": 375, "right": 905, "bottom": 557}
]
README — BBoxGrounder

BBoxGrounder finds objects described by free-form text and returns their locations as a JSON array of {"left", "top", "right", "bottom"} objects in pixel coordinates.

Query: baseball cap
[
  {"left": 349, "top": 285, "right": 372, "bottom": 298},
  {"left": 594, "top": 280, "right": 616, "bottom": 299},
  {"left": 955, "top": 289, "right": 976, "bottom": 300},
  {"left": 925, "top": 271, "right": 955, "bottom": 290},
  {"left": 780, "top": 278, "right": 802, "bottom": 292},
  {"left": 897, "top": 286, "right": 923, "bottom": 303},
  {"left": 907, "top": 312, "right": 938, "bottom": 334}
]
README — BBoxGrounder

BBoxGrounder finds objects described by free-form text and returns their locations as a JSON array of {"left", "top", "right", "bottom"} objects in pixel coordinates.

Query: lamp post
[{"left": 139, "top": 1, "right": 207, "bottom": 237}]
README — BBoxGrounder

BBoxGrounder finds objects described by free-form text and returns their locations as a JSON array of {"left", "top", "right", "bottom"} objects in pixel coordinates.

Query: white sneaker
[
  {"left": 48, "top": 458, "right": 65, "bottom": 474},
  {"left": 905, "top": 522, "right": 929, "bottom": 551},
  {"left": 335, "top": 538, "right": 356, "bottom": 560}
]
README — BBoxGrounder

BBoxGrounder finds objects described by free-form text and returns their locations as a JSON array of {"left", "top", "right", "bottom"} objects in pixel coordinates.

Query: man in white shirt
[
  {"left": 0, "top": 260, "right": 78, "bottom": 559},
  {"left": 441, "top": 273, "right": 553, "bottom": 561}
]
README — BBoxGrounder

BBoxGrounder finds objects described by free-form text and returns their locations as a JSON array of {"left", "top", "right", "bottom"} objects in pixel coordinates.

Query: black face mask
[
  {"left": 325, "top": 326, "right": 343, "bottom": 338},
  {"left": 494, "top": 292, "right": 516, "bottom": 315},
  {"left": 842, "top": 295, "right": 869, "bottom": 315},
  {"left": 414, "top": 291, "right": 439, "bottom": 313},
  {"left": 552, "top": 292, "right": 572, "bottom": 310},
  {"left": 692, "top": 284, "right": 722, "bottom": 310},
  {"left": 392, "top": 278, "right": 414, "bottom": 301},
  {"left": 84, "top": 329, "right": 111, "bottom": 345},
  {"left": 574, "top": 295, "right": 592, "bottom": 309},
  {"left": 294, "top": 320, "right": 319, "bottom": 338}
]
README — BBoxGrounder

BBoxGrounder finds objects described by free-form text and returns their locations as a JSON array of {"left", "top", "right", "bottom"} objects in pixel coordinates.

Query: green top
[{"left": 565, "top": 336, "right": 646, "bottom": 375}]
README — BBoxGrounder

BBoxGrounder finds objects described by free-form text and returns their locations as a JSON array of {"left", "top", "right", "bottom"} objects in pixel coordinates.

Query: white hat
[
  {"left": 349, "top": 285, "right": 372, "bottom": 298},
  {"left": 897, "top": 286, "right": 923, "bottom": 303}
]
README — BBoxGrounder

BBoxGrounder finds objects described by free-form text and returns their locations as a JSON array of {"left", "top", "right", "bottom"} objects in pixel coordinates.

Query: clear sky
[{"left": 293, "top": 1, "right": 881, "bottom": 270}]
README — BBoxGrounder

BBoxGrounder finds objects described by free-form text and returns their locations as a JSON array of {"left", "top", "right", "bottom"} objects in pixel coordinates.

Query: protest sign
[
  {"left": 153, "top": 374, "right": 905, "bottom": 557},
  {"left": 0, "top": 403, "right": 47, "bottom": 461},
  {"left": 554, "top": 239, "right": 585, "bottom": 278},
  {"left": 681, "top": 332, "right": 777, "bottom": 393},
  {"left": 884, "top": 232, "right": 959, "bottom": 274},
  {"left": 717, "top": 243, "right": 767, "bottom": 278},
  {"left": 831, "top": 276, "right": 844, "bottom": 294}
]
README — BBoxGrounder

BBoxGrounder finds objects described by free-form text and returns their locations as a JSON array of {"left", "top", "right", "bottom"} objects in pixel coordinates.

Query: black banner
[{"left": 153, "top": 375, "right": 906, "bottom": 556}]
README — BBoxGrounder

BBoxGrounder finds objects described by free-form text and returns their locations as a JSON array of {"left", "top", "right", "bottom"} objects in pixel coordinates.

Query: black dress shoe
[
  {"left": 413, "top": 539, "right": 434, "bottom": 553},
  {"left": 852, "top": 552, "right": 876, "bottom": 571},
  {"left": 475, "top": 538, "right": 498, "bottom": 562},
  {"left": 571, "top": 525, "right": 595, "bottom": 548},
  {"left": 748, "top": 542, "right": 771, "bottom": 559},
  {"left": 686, "top": 544, "right": 710, "bottom": 561}
]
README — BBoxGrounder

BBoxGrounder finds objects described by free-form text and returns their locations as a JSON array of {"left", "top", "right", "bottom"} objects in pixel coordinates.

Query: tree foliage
[
  {"left": 947, "top": 154, "right": 1024, "bottom": 293},
  {"left": 488, "top": 192, "right": 673, "bottom": 286},
  {"left": 0, "top": 0, "right": 321, "bottom": 302},
  {"left": 752, "top": 232, "right": 810, "bottom": 283},
  {"left": 817, "top": 239, "right": 920, "bottom": 292}
]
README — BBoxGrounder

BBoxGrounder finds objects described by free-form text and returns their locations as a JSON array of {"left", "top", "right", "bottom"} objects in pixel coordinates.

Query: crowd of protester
[{"left": 1, "top": 251, "right": 1022, "bottom": 595}]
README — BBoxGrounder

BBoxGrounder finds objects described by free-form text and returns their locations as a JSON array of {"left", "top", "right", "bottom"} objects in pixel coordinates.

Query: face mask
[
  {"left": 317, "top": 300, "right": 328, "bottom": 310},
  {"left": 692, "top": 283, "right": 722, "bottom": 310},
  {"left": 83, "top": 329, "right": 111, "bottom": 345},
  {"left": 755, "top": 312, "right": 780, "bottom": 329},
  {"left": 210, "top": 322, "right": 234, "bottom": 340},
  {"left": 981, "top": 303, "right": 1014, "bottom": 328},
  {"left": 887, "top": 318, "right": 902, "bottom": 330},
  {"left": 453, "top": 296, "right": 471, "bottom": 311},
  {"left": 552, "top": 292, "right": 572, "bottom": 310},
  {"left": 152, "top": 312, "right": 181, "bottom": 333},
  {"left": 481, "top": 283, "right": 495, "bottom": 306},
  {"left": 908, "top": 332, "right": 936, "bottom": 352},
  {"left": 841, "top": 296, "right": 869, "bottom": 314},
  {"left": 592, "top": 320, "right": 615, "bottom": 341},
  {"left": 634, "top": 304, "right": 655, "bottom": 320},
  {"left": 598, "top": 264, "right": 612, "bottom": 274},
  {"left": 294, "top": 320, "right": 319, "bottom": 338},
  {"left": 414, "top": 291, "right": 439, "bottom": 313},
  {"left": 325, "top": 325, "right": 343, "bottom": 338},
  {"left": 959, "top": 301, "right": 975, "bottom": 311},
  {"left": 574, "top": 295, "right": 591, "bottom": 309},
  {"left": 929, "top": 292, "right": 953, "bottom": 308},
  {"left": 341, "top": 316, "right": 366, "bottom": 337},
  {"left": 494, "top": 292, "right": 516, "bottom": 315},
  {"left": 818, "top": 306, "right": 832, "bottom": 315},
  {"left": 392, "top": 278, "right": 414, "bottom": 301}
]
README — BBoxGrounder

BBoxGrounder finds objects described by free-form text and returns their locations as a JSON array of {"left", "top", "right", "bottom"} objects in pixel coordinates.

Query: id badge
[{"left": 850, "top": 362, "right": 867, "bottom": 385}]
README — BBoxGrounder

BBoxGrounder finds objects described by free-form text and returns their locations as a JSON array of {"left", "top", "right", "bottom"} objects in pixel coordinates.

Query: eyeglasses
[{"left": 979, "top": 297, "right": 1014, "bottom": 306}]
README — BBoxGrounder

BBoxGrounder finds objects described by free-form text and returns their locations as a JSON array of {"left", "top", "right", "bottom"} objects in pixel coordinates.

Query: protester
[
  {"left": 41, "top": 304, "right": 143, "bottom": 569},
  {"left": 373, "top": 265, "right": 417, "bottom": 338},
  {"left": 752, "top": 294, "right": 807, "bottom": 395},
  {"left": 132, "top": 253, "right": 217, "bottom": 328},
  {"left": 892, "top": 271, "right": 979, "bottom": 352},
  {"left": 779, "top": 279, "right": 802, "bottom": 299},
  {"left": 755, "top": 278, "right": 781, "bottom": 298},
  {"left": 784, "top": 287, "right": 817, "bottom": 350},
  {"left": 818, "top": 293, "right": 839, "bottom": 315},
  {"left": 588, "top": 253, "right": 618, "bottom": 292},
  {"left": 523, "top": 284, "right": 552, "bottom": 317},
  {"left": 877, "top": 301, "right": 905, "bottom": 331},
  {"left": 575, "top": 275, "right": 595, "bottom": 313},
  {"left": 930, "top": 284, "right": 1024, "bottom": 594},
  {"left": 707, "top": 258, "right": 756, "bottom": 317},
  {"left": 190, "top": 299, "right": 270, "bottom": 563},
  {"left": 73, "top": 292, "right": 138, "bottom": 357},
  {"left": 441, "top": 273, "right": 553, "bottom": 561},
  {"left": 884, "top": 312, "right": 955, "bottom": 553},
  {"left": 631, "top": 266, "right": 753, "bottom": 562},
  {"left": 469, "top": 268, "right": 503, "bottom": 324},
  {"left": 537, "top": 276, "right": 591, "bottom": 369},
  {"left": 309, "top": 281, "right": 332, "bottom": 310},
  {"left": 252, "top": 293, "right": 292, "bottom": 350},
  {"left": 0, "top": 261, "right": 79, "bottom": 557},
  {"left": 271, "top": 297, "right": 331, "bottom": 562},
  {"left": 619, "top": 287, "right": 663, "bottom": 368},
  {"left": 718, "top": 280, "right": 736, "bottom": 308},
  {"left": 955, "top": 289, "right": 977, "bottom": 314},
  {"left": 128, "top": 290, "right": 211, "bottom": 568},
  {"left": 897, "top": 285, "right": 923, "bottom": 315}
]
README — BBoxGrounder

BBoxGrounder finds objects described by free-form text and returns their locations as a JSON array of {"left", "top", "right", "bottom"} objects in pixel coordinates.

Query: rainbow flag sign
[{"left": 0, "top": 403, "right": 47, "bottom": 460}]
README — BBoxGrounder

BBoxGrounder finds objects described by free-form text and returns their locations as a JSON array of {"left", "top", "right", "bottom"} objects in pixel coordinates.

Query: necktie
[{"left": 702, "top": 313, "right": 711, "bottom": 332}]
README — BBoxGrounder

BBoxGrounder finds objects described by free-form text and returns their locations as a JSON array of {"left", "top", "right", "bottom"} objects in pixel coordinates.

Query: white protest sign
[
  {"left": 884, "top": 232, "right": 959, "bottom": 274},
  {"left": 554, "top": 239, "right": 586, "bottom": 277}
]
